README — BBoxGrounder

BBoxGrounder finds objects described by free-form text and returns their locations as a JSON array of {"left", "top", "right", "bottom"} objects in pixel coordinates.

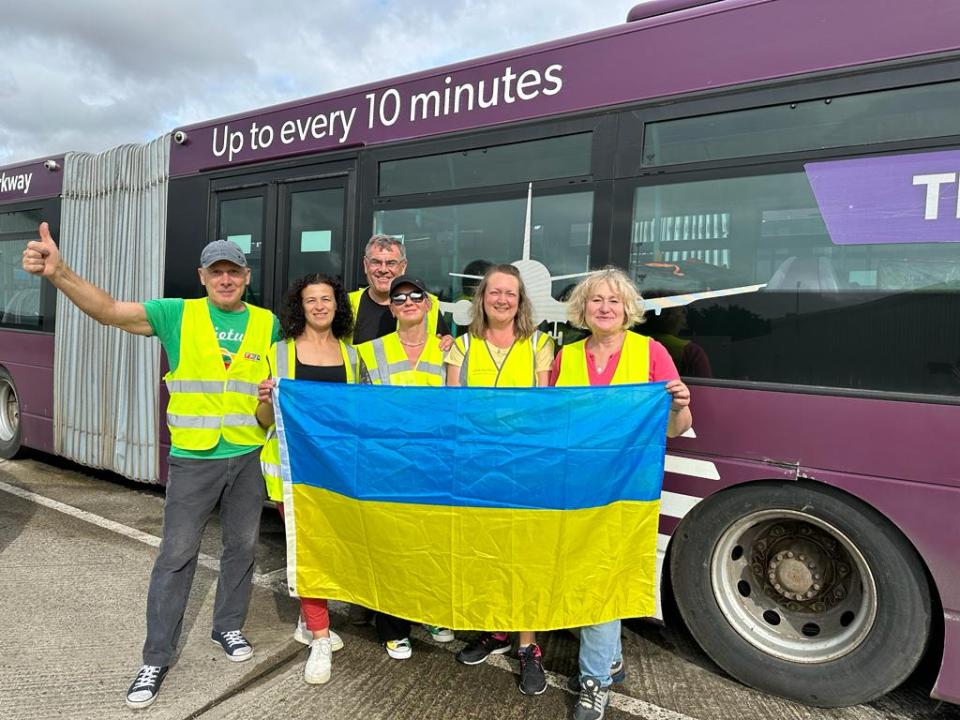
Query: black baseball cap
[{"left": 389, "top": 275, "right": 428, "bottom": 295}]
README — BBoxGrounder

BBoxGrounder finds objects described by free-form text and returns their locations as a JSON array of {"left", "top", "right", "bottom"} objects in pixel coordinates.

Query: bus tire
[
  {"left": 0, "top": 366, "right": 23, "bottom": 459},
  {"left": 669, "top": 480, "right": 931, "bottom": 707}
]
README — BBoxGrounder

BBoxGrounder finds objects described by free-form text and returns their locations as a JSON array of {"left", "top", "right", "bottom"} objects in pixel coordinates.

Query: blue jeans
[{"left": 578, "top": 619, "right": 622, "bottom": 687}]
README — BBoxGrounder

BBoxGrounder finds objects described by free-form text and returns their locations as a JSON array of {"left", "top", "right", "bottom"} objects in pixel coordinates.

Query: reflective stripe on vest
[
  {"left": 164, "top": 299, "right": 273, "bottom": 451},
  {"left": 554, "top": 331, "right": 650, "bottom": 386},
  {"left": 458, "top": 330, "right": 548, "bottom": 388},
  {"left": 357, "top": 332, "right": 445, "bottom": 387},
  {"left": 166, "top": 379, "right": 259, "bottom": 396},
  {"left": 260, "top": 337, "right": 357, "bottom": 502}
]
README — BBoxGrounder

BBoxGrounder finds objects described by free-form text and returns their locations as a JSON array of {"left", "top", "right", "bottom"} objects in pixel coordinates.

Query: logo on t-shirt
[{"left": 216, "top": 327, "right": 245, "bottom": 369}]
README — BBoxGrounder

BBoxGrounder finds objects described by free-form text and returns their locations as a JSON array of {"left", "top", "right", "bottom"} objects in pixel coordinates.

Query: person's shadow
[{"left": 0, "top": 459, "right": 37, "bottom": 557}]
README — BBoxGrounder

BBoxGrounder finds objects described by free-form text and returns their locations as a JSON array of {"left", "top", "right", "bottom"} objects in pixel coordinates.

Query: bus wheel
[
  {"left": 0, "top": 367, "right": 22, "bottom": 459},
  {"left": 670, "top": 480, "right": 931, "bottom": 707}
]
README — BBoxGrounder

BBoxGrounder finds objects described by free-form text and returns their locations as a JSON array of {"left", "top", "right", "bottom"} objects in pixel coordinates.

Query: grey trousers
[{"left": 142, "top": 449, "right": 265, "bottom": 666}]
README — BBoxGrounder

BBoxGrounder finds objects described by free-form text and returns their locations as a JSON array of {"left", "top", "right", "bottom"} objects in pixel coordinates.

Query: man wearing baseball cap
[{"left": 23, "top": 224, "right": 280, "bottom": 710}]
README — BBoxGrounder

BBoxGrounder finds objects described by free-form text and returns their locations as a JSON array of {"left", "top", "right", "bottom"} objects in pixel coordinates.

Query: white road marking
[
  {"left": 0, "top": 474, "right": 697, "bottom": 720},
  {"left": 406, "top": 626, "right": 700, "bottom": 720},
  {"left": 0, "top": 478, "right": 276, "bottom": 589}
]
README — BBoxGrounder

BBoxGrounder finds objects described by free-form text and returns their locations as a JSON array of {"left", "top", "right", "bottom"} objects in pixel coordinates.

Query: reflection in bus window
[
  {"left": 630, "top": 173, "right": 960, "bottom": 394},
  {"left": 218, "top": 197, "right": 264, "bottom": 305},
  {"left": 0, "top": 209, "right": 43, "bottom": 234},
  {"left": 0, "top": 237, "right": 41, "bottom": 327},
  {"left": 642, "top": 80, "right": 960, "bottom": 167},
  {"left": 379, "top": 133, "right": 591, "bottom": 196},
  {"left": 373, "top": 190, "right": 593, "bottom": 305},
  {"left": 286, "top": 188, "right": 344, "bottom": 286}
]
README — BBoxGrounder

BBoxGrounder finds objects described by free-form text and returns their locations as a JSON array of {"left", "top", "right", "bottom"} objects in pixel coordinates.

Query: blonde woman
[{"left": 551, "top": 266, "right": 691, "bottom": 720}]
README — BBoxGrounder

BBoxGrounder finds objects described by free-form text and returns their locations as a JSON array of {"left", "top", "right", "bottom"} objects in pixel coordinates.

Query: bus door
[{"left": 209, "top": 159, "right": 357, "bottom": 310}]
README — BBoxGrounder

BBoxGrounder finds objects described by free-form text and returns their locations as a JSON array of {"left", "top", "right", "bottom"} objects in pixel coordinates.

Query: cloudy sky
[{"left": 0, "top": 1, "right": 636, "bottom": 167}]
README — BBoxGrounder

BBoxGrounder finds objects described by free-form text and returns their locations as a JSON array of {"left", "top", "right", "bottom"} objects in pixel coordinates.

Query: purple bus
[{"left": 1, "top": 0, "right": 958, "bottom": 707}]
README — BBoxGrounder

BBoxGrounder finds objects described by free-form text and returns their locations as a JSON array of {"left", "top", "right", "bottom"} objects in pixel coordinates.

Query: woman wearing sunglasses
[
  {"left": 444, "top": 263, "right": 554, "bottom": 697},
  {"left": 354, "top": 275, "right": 455, "bottom": 659},
  {"left": 255, "top": 273, "right": 357, "bottom": 686}
]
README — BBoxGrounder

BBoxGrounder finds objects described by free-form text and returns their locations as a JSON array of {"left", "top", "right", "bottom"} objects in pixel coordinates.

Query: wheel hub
[{"left": 712, "top": 509, "right": 877, "bottom": 663}]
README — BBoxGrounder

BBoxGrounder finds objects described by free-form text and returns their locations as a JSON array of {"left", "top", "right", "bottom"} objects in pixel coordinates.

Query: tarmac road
[{"left": 0, "top": 452, "right": 956, "bottom": 720}]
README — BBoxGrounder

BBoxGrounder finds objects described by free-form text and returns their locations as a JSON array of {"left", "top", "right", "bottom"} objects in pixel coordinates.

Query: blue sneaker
[{"left": 211, "top": 629, "right": 253, "bottom": 662}]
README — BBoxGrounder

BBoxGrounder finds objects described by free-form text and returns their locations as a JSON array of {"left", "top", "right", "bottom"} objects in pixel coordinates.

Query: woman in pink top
[{"left": 550, "top": 267, "right": 691, "bottom": 720}]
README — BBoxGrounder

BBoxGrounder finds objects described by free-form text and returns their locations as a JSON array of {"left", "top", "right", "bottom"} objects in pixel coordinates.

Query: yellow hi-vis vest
[
  {"left": 348, "top": 287, "right": 442, "bottom": 341},
  {"left": 553, "top": 331, "right": 651, "bottom": 386},
  {"left": 457, "top": 331, "right": 552, "bottom": 387},
  {"left": 355, "top": 332, "right": 445, "bottom": 386},
  {"left": 259, "top": 338, "right": 358, "bottom": 502},
  {"left": 164, "top": 299, "right": 273, "bottom": 450}
]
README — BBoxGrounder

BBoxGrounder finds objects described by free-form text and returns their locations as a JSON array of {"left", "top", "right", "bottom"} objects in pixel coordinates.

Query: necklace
[{"left": 399, "top": 338, "right": 426, "bottom": 347}]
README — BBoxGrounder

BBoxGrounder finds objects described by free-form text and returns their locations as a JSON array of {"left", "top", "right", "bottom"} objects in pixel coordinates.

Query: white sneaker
[
  {"left": 385, "top": 637, "right": 412, "bottom": 660},
  {"left": 294, "top": 618, "right": 343, "bottom": 651},
  {"left": 304, "top": 637, "right": 332, "bottom": 684},
  {"left": 423, "top": 624, "right": 455, "bottom": 642}
]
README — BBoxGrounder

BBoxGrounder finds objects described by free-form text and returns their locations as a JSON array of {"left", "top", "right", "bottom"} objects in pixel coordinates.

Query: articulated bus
[{"left": 1, "top": 0, "right": 958, "bottom": 707}]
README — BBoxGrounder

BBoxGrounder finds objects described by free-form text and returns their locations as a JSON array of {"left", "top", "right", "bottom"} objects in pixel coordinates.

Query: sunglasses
[{"left": 390, "top": 291, "right": 426, "bottom": 305}]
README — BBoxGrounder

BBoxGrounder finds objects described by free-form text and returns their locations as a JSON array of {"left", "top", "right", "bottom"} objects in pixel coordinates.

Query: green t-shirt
[{"left": 144, "top": 298, "right": 281, "bottom": 459}]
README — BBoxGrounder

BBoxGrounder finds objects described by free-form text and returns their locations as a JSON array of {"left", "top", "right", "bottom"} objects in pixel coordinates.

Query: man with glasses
[
  {"left": 354, "top": 275, "right": 455, "bottom": 657},
  {"left": 349, "top": 234, "right": 449, "bottom": 344}
]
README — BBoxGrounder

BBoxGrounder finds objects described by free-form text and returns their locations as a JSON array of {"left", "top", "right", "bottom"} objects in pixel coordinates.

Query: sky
[{"left": 0, "top": 1, "right": 636, "bottom": 167}]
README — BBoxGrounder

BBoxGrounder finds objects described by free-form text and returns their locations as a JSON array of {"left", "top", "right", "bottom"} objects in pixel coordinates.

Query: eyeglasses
[
  {"left": 365, "top": 257, "right": 402, "bottom": 269},
  {"left": 390, "top": 291, "right": 426, "bottom": 305}
]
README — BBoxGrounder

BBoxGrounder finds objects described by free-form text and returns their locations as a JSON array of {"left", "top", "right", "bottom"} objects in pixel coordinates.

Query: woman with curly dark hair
[{"left": 254, "top": 273, "right": 356, "bottom": 686}]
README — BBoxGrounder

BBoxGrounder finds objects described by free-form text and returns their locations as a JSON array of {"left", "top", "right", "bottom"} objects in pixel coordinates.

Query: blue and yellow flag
[{"left": 275, "top": 380, "right": 670, "bottom": 630}]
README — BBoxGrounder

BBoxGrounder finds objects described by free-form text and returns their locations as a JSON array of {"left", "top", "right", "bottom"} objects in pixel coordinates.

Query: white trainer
[
  {"left": 303, "top": 637, "right": 332, "bottom": 684},
  {"left": 294, "top": 618, "right": 343, "bottom": 651},
  {"left": 423, "top": 624, "right": 456, "bottom": 642}
]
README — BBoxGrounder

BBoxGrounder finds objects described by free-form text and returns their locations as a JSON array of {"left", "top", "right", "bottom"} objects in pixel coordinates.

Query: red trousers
[{"left": 276, "top": 503, "right": 329, "bottom": 632}]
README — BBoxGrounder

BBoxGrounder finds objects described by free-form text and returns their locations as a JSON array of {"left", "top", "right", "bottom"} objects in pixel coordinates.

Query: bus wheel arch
[
  {"left": 0, "top": 365, "right": 23, "bottom": 459},
  {"left": 668, "top": 479, "right": 933, "bottom": 707}
]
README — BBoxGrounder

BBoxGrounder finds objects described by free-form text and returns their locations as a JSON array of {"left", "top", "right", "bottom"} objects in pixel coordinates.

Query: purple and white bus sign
[
  {"left": 806, "top": 149, "right": 960, "bottom": 245},
  {"left": 0, "top": 157, "right": 65, "bottom": 205}
]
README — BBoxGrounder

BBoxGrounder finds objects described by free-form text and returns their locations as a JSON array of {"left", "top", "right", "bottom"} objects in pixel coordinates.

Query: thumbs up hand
[{"left": 22, "top": 222, "right": 61, "bottom": 278}]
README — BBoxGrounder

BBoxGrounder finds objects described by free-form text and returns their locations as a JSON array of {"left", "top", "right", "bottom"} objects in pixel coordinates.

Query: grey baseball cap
[{"left": 200, "top": 239, "right": 247, "bottom": 268}]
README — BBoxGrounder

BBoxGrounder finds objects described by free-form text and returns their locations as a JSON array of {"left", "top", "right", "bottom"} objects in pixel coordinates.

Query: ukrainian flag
[{"left": 275, "top": 380, "right": 670, "bottom": 630}]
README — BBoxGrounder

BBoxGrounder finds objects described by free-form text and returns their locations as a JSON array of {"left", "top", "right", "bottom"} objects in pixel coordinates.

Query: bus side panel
[
  {"left": 936, "top": 615, "right": 960, "bottom": 704},
  {"left": 669, "top": 385, "right": 960, "bottom": 490},
  {"left": 0, "top": 329, "right": 54, "bottom": 454},
  {"left": 801, "top": 466, "right": 960, "bottom": 705}
]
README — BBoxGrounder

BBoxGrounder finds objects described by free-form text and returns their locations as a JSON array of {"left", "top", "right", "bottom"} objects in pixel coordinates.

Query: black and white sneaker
[
  {"left": 211, "top": 629, "right": 254, "bottom": 662},
  {"left": 567, "top": 659, "right": 625, "bottom": 692},
  {"left": 573, "top": 677, "right": 610, "bottom": 720},
  {"left": 125, "top": 664, "right": 168, "bottom": 709}
]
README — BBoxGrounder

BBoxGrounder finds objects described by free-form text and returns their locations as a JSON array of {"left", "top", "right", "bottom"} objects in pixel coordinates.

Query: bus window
[
  {"left": 217, "top": 196, "right": 265, "bottom": 306},
  {"left": 379, "top": 133, "right": 591, "bottom": 197},
  {"left": 284, "top": 186, "right": 345, "bottom": 287},
  {"left": 373, "top": 189, "right": 593, "bottom": 305},
  {"left": 640, "top": 79, "right": 960, "bottom": 168},
  {"left": 0, "top": 209, "right": 43, "bottom": 233},
  {"left": 629, "top": 170, "right": 960, "bottom": 395},
  {"left": 0, "top": 235, "right": 42, "bottom": 327}
]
